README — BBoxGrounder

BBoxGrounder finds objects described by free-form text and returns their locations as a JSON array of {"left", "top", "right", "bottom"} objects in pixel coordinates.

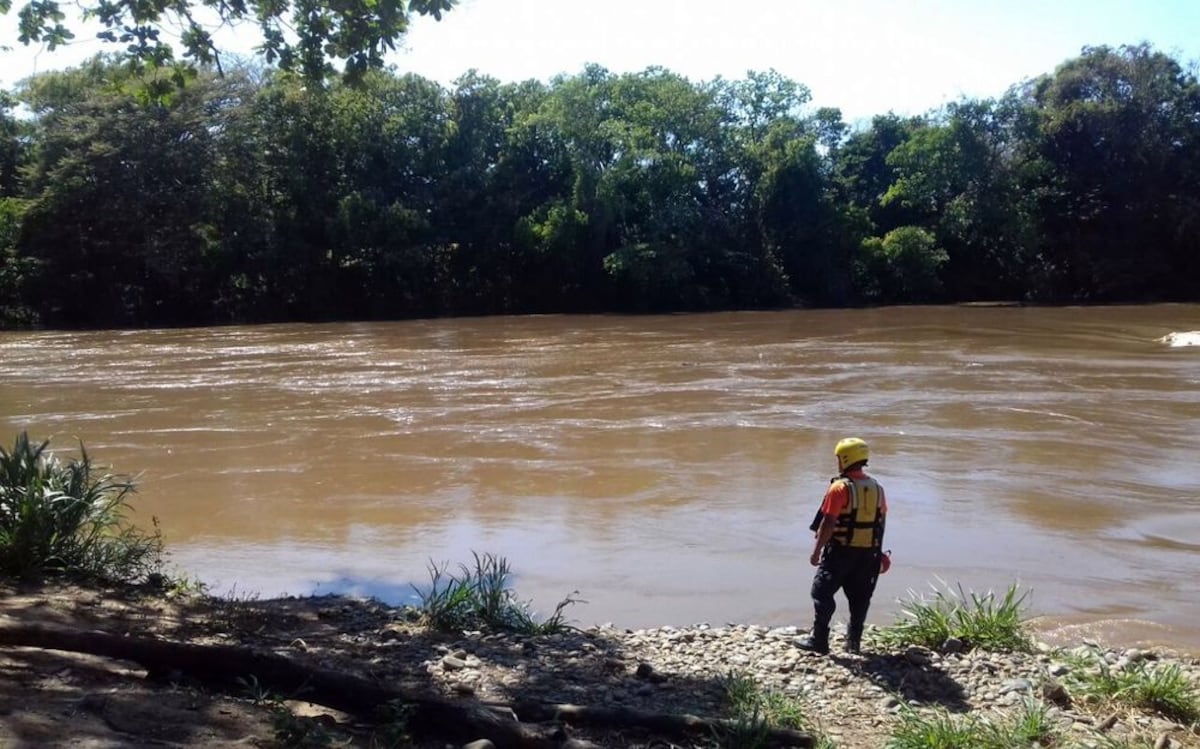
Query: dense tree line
[{"left": 1, "top": 43, "right": 1198, "bottom": 328}]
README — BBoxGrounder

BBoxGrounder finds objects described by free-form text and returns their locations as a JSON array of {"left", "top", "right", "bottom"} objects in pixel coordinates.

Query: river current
[{"left": 2, "top": 305, "right": 1198, "bottom": 651}]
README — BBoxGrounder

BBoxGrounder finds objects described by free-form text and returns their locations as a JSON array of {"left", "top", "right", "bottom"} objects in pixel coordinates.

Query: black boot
[
  {"left": 845, "top": 621, "right": 864, "bottom": 654},
  {"left": 796, "top": 627, "right": 830, "bottom": 655}
]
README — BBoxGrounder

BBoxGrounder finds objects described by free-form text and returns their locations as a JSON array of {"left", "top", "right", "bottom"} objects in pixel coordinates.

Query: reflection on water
[{"left": 2, "top": 305, "right": 1199, "bottom": 652}]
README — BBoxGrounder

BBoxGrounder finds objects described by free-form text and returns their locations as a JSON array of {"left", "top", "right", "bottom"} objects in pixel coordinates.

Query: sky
[{"left": 4, "top": 0, "right": 1200, "bottom": 122}]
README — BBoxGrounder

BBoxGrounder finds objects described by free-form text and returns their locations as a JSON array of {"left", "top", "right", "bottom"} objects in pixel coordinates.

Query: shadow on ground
[
  {"left": 0, "top": 577, "right": 751, "bottom": 747},
  {"left": 831, "top": 651, "right": 971, "bottom": 712}
]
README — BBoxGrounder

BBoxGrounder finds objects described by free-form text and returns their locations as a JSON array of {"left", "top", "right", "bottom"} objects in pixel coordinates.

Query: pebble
[{"left": 295, "top": 605, "right": 1200, "bottom": 748}]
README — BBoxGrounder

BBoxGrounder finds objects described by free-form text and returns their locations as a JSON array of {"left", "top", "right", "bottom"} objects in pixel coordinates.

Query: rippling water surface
[{"left": 2, "top": 305, "right": 1199, "bottom": 651}]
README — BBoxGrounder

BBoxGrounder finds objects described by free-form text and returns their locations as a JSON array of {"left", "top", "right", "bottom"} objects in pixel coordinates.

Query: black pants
[{"left": 810, "top": 544, "right": 880, "bottom": 638}]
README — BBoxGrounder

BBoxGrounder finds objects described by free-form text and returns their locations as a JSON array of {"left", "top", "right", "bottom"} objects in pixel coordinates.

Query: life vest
[{"left": 831, "top": 476, "right": 885, "bottom": 549}]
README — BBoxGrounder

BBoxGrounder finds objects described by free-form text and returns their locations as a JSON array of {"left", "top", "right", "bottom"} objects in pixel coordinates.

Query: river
[{"left": 2, "top": 305, "right": 1199, "bottom": 651}]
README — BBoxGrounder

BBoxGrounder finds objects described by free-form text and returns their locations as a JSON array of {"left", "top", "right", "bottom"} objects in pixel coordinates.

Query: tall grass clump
[
  {"left": 875, "top": 580, "right": 1032, "bottom": 652},
  {"left": 719, "top": 672, "right": 836, "bottom": 748},
  {"left": 888, "top": 698, "right": 1059, "bottom": 749},
  {"left": 0, "top": 431, "right": 162, "bottom": 581},
  {"left": 413, "top": 551, "right": 580, "bottom": 635},
  {"left": 1063, "top": 646, "right": 1200, "bottom": 725}
]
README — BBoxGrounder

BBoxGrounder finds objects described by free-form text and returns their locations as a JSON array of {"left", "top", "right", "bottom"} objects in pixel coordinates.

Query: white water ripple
[{"left": 1159, "top": 330, "right": 1200, "bottom": 347}]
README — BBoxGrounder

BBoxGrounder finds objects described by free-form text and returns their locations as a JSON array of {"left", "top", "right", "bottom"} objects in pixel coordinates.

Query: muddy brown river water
[{"left": 3, "top": 305, "right": 1199, "bottom": 651}]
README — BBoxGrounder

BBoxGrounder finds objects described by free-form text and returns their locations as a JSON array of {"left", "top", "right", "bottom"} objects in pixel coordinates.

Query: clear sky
[{"left": 4, "top": 0, "right": 1200, "bottom": 122}]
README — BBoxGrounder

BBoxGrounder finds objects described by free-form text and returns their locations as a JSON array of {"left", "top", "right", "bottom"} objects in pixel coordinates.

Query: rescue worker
[{"left": 796, "top": 437, "right": 887, "bottom": 655}]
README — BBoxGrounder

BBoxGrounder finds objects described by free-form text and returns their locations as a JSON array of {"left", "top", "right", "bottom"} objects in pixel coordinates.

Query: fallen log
[
  {"left": 0, "top": 616, "right": 550, "bottom": 748},
  {"left": 0, "top": 616, "right": 813, "bottom": 747}
]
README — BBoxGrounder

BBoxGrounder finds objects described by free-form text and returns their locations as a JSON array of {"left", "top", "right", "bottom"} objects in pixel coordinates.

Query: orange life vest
[{"left": 831, "top": 476, "right": 885, "bottom": 549}]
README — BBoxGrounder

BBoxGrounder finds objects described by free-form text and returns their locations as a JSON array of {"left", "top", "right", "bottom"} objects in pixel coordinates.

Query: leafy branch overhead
[{"left": 5, "top": 0, "right": 455, "bottom": 80}]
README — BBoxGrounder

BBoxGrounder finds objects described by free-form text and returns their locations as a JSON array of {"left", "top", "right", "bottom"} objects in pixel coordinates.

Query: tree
[
  {"left": 0, "top": 94, "right": 34, "bottom": 326},
  {"left": 18, "top": 63, "right": 241, "bottom": 326},
  {"left": 860, "top": 226, "right": 948, "bottom": 303},
  {"left": 518, "top": 66, "right": 795, "bottom": 312},
  {"left": 6, "top": 0, "right": 455, "bottom": 82},
  {"left": 324, "top": 71, "right": 453, "bottom": 317},
  {"left": 433, "top": 72, "right": 552, "bottom": 314},
  {"left": 0, "top": 92, "right": 25, "bottom": 198},
  {"left": 880, "top": 100, "right": 1035, "bottom": 301},
  {"left": 0, "top": 197, "right": 35, "bottom": 326},
  {"left": 832, "top": 113, "right": 926, "bottom": 237},
  {"left": 1022, "top": 44, "right": 1200, "bottom": 300},
  {"left": 754, "top": 131, "right": 853, "bottom": 305}
]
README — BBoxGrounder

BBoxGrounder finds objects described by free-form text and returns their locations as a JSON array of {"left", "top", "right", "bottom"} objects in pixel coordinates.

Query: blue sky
[{"left": 4, "top": 0, "right": 1200, "bottom": 122}]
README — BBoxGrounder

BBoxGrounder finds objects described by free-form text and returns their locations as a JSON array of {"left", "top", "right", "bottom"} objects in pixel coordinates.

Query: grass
[
  {"left": 207, "top": 586, "right": 276, "bottom": 638},
  {"left": 0, "top": 431, "right": 163, "bottom": 582},
  {"left": 1061, "top": 645, "right": 1200, "bottom": 725},
  {"left": 239, "top": 674, "right": 413, "bottom": 748},
  {"left": 873, "top": 579, "right": 1033, "bottom": 653},
  {"left": 887, "top": 698, "right": 1059, "bottom": 749},
  {"left": 412, "top": 551, "right": 582, "bottom": 635},
  {"left": 719, "top": 671, "right": 836, "bottom": 749}
]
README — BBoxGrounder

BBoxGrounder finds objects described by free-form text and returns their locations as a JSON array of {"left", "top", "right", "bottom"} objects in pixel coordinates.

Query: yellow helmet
[{"left": 834, "top": 437, "right": 869, "bottom": 471}]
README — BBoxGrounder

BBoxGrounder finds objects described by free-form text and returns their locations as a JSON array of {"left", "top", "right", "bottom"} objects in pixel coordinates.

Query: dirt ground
[
  {"left": 0, "top": 578, "right": 726, "bottom": 749},
  {"left": 0, "top": 580, "right": 308, "bottom": 748},
  {"left": 2, "top": 578, "right": 1198, "bottom": 749}
]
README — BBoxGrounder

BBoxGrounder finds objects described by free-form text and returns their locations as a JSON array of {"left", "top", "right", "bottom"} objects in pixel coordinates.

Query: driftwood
[{"left": 0, "top": 617, "right": 813, "bottom": 748}]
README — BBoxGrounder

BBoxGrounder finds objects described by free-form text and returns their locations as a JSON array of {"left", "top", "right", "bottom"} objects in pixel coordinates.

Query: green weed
[
  {"left": 1063, "top": 646, "right": 1200, "bottom": 724},
  {"left": 0, "top": 431, "right": 162, "bottom": 582},
  {"left": 719, "top": 671, "right": 835, "bottom": 749},
  {"left": 209, "top": 586, "right": 273, "bottom": 638},
  {"left": 412, "top": 551, "right": 581, "bottom": 635},
  {"left": 887, "top": 698, "right": 1059, "bottom": 749},
  {"left": 874, "top": 580, "right": 1032, "bottom": 652}
]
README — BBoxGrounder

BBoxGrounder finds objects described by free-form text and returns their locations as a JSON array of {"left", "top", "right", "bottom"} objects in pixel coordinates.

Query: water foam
[{"left": 1159, "top": 331, "right": 1200, "bottom": 347}]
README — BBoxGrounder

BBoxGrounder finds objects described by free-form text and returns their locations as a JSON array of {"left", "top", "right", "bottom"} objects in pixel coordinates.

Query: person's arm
[{"left": 810, "top": 513, "right": 837, "bottom": 566}]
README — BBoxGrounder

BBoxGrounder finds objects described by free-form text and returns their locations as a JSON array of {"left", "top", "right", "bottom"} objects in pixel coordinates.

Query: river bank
[{"left": 1, "top": 579, "right": 1197, "bottom": 748}]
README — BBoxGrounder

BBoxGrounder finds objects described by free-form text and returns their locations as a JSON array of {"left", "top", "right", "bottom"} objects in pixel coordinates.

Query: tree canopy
[
  {"left": 6, "top": 0, "right": 455, "bottom": 81},
  {"left": 2, "top": 43, "right": 1199, "bottom": 329}
]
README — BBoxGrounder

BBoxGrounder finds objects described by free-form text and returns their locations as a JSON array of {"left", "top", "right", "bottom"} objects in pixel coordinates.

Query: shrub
[
  {"left": 887, "top": 698, "right": 1059, "bottom": 749},
  {"left": 1063, "top": 646, "right": 1200, "bottom": 724},
  {"left": 0, "top": 431, "right": 162, "bottom": 581},
  {"left": 720, "top": 671, "right": 835, "bottom": 749},
  {"left": 412, "top": 551, "right": 581, "bottom": 635},
  {"left": 874, "top": 580, "right": 1032, "bottom": 652}
]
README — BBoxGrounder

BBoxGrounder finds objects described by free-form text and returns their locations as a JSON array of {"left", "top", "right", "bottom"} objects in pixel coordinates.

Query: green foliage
[
  {"left": 0, "top": 92, "right": 25, "bottom": 196},
  {"left": 860, "top": 226, "right": 948, "bottom": 303},
  {"left": 887, "top": 698, "right": 1059, "bottom": 749},
  {"left": 5, "top": 44, "right": 1200, "bottom": 325},
  {"left": 18, "top": 67, "right": 245, "bottom": 326},
  {"left": 1062, "top": 646, "right": 1200, "bottom": 724},
  {"left": 719, "top": 671, "right": 835, "bottom": 749},
  {"left": 0, "top": 197, "right": 37, "bottom": 327},
  {"left": 0, "top": 432, "right": 163, "bottom": 581},
  {"left": 1024, "top": 43, "right": 1200, "bottom": 300},
  {"left": 6, "top": 0, "right": 455, "bottom": 83},
  {"left": 885, "top": 703, "right": 977, "bottom": 749},
  {"left": 412, "top": 551, "right": 581, "bottom": 636},
  {"left": 208, "top": 587, "right": 276, "bottom": 638},
  {"left": 875, "top": 581, "right": 1032, "bottom": 653}
]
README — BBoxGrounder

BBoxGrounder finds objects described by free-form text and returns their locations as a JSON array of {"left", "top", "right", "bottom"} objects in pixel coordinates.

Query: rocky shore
[{"left": 0, "top": 581, "right": 1197, "bottom": 748}]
